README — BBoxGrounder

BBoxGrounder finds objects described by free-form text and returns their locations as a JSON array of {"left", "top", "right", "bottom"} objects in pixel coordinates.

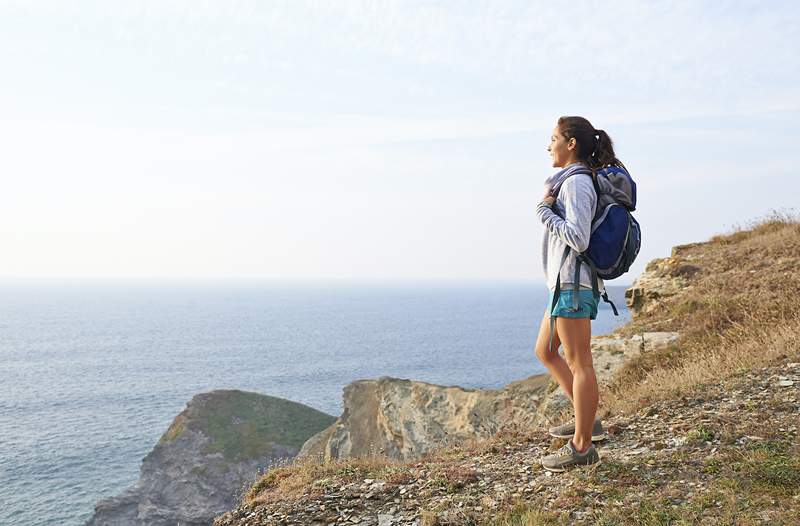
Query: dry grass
[
  {"left": 603, "top": 211, "right": 800, "bottom": 415},
  {"left": 476, "top": 438, "right": 800, "bottom": 526},
  {"left": 483, "top": 500, "right": 562, "bottom": 526},
  {"left": 605, "top": 315, "right": 800, "bottom": 414},
  {"left": 245, "top": 452, "right": 411, "bottom": 506},
  {"left": 244, "top": 421, "right": 544, "bottom": 505}
]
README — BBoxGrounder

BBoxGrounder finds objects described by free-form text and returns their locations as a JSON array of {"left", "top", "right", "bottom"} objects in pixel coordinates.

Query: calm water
[{"left": 0, "top": 281, "right": 630, "bottom": 525}]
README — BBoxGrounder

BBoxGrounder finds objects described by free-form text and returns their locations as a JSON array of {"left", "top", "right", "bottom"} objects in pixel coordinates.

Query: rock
[
  {"left": 298, "top": 329, "right": 682, "bottom": 465},
  {"left": 88, "top": 390, "right": 336, "bottom": 526},
  {"left": 624, "top": 256, "right": 694, "bottom": 315},
  {"left": 591, "top": 332, "right": 679, "bottom": 384},
  {"left": 297, "top": 374, "right": 552, "bottom": 462}
]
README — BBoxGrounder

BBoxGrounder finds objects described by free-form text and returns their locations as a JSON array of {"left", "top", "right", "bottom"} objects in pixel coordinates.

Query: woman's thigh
[
  {"left": 535, "top": 309, "right": 562, "bottom": 360},
  {"left": 555, "top": 316, "right": 592, "bottom": 368}
]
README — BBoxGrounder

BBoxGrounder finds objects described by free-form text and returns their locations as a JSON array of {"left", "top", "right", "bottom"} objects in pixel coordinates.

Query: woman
[{"left": 535, "top": 116, "right": 625, "bottom": 472}]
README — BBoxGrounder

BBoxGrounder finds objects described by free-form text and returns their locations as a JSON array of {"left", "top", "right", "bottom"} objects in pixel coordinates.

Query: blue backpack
[{"left": 551, "top": 164, "right": 641, "bottom": 317}]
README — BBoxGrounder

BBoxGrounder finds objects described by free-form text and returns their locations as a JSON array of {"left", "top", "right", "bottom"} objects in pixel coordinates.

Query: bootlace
[{"left": 557, "top": 443, "right": 574, "bottom": 457}]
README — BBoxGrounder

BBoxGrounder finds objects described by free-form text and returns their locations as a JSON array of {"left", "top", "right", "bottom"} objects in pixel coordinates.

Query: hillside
[
  {"left": 214, "top": 213, "right": 800, "bottom": 525},
  {"left": 88, "top": 390, "right": 337, "bottom": 526}
]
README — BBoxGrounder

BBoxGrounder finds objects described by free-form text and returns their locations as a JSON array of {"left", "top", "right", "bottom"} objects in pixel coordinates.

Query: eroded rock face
[
  {"left": 296, "top": 329, "right": 679, "bottom": 464},
  {"left": 297, "top": 375, "right": 552, "bottom": 463},
  {"left": 88, "top": 390, "right": 336, "bottom": 526},
  {"left": 591, "top": 331, "right": 681, "bottom": 384},
  {"left": 625, "top": 252, "right": 696, "bottom": 316}
]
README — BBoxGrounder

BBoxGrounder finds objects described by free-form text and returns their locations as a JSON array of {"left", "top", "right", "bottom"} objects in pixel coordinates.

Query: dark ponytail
[{"left": 557, "top": 116, "right": 627, "bottom": 174}]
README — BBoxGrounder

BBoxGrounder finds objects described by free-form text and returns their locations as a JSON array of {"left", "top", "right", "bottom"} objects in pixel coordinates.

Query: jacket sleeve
[{"left": 536, "top": 175, "right": 596, "bottom": 253}]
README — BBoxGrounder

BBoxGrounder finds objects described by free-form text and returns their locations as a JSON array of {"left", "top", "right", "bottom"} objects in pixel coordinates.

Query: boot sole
[
  {"left": 549, "top": 431, "right": 606, "bottom": 441},
  {"left": 542, "top": 457, "right": 602, "bottom": 472}
]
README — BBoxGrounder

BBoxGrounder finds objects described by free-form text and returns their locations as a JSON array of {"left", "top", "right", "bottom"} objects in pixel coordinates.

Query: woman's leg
[
  {"left": 556, "top": 316, "right": 597, "bottom": 453},
  {"left": 534, "top": 309, "right": 574, "bottom": 403}
]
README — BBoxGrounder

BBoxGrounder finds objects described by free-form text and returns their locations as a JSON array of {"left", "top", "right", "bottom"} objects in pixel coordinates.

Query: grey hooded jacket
[{"left": 536, "top": 169, "right": 605, "bottom": 294}]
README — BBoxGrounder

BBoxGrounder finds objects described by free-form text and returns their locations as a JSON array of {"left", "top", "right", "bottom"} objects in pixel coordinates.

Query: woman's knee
[
  {"left": 535, "top": 343, "right": 559, "bottom": 364},
  {"left": 562, "top": 345, "right": 593, "bottom": 370},
  {"left": 535, "top": 314, "right": 560, "bottom": 364}
]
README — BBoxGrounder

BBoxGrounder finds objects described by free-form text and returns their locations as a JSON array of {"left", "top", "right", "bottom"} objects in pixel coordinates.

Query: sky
[{"left": 0, "top": 0, "right": 798, "bottom": 284}]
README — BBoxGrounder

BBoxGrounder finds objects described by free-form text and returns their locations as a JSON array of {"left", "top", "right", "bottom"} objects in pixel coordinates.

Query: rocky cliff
[
  {"left": 624, "top": 242, "right": 701, "bottom": 316},
  {"left": 87, "top": 390, "right": 336, "bottom": 526},
  {"left": 296, "top": 330, "right": 677, "bottom": 465},
  {"left": 297, "top": 375, "right": 548, "bottom": 463}
]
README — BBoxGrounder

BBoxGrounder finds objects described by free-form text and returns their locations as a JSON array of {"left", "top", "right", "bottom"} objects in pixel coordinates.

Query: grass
[
  {"left": 159, "top": 390, "right": 337, "bottom": 461},
  {"left": 730, "top": 441, "right": 800, "bottom": 495},
  {"left": 430, "top": 464, "right": 479, "bottom": 492},
  {"left": 482, "top": 499, "right": 563, "bottom": 526},
  {"left": 686, "top": 425, "right": 714, "bottom": 444},
  {"left": 244, "top": 451, "right": 416, "bottom": 505}
]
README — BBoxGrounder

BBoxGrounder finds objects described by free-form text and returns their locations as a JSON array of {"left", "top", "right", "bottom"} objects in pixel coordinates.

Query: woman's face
[{"left": 547, "top": 124, "right": 577, "bottom": 168}]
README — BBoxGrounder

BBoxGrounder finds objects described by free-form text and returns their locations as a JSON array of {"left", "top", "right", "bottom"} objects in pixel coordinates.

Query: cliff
[
  {"left": 87, "top": 390, "right": 336, "bottom": 526},
  {"left": 297, "top": 330, "right": 678, "bottom": 465},
  {"left": 214, "top": 214, "right": 800, "bottom": 525}
]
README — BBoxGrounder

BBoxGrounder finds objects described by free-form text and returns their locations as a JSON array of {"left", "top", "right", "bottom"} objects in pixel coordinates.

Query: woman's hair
[{"left": 556, "top": 116, "right": 626, "bottom": 173}]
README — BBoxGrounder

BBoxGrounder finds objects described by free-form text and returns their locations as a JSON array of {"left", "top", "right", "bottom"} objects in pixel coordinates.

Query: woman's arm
[{"left": 536, "top": 175, "right": 596, "bottom": 253}]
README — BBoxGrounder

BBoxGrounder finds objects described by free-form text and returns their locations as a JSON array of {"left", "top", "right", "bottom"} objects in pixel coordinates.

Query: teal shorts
[{"left": 548, "top": 289, "right": 599, "bottom": 320}]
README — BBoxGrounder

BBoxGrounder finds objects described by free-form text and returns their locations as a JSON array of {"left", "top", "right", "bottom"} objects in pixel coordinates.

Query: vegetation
[
  {"left": 604, "top": 210, "right": 800, "bottom": 414},
  {"left": 161, "top": 390, "right": 337, "bottom": 461}
]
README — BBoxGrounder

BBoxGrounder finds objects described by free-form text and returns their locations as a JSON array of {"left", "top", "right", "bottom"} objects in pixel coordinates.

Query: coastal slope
[
  {"left": 87, "top": 390, "right": 337, "bottom": 526},
  {"left": 215, "top": 214, "right": 800, "bottom": 525}
]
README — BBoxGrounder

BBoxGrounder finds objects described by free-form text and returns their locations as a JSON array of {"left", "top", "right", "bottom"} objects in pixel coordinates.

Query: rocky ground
[{"left": 215, "top": 358, "right": 800, "bottom": 525}]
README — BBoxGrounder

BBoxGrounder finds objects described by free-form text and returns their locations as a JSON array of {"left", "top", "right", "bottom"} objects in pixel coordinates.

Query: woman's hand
[{"left": 540, "top": 187, "right": 556, "bottom": 207}]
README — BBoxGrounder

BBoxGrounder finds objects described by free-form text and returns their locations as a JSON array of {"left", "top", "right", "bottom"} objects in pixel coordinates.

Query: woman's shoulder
[{"left": 560, "top": 172, "right": 597, "bottom": 194}]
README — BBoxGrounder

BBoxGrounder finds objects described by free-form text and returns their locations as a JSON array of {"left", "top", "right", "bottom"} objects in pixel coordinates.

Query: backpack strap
[
  {"left": 548, "top": 246, "right": 571, "bottom": 355},
  {"left": 578, "top": 254, "right": 620, "bottom": 316},
  {"left": 601, "top": 289, "right": 619, "bottom": 316},
  {"left": 589, "top": 169, "right": 601, "bottom": 199},
  {"left": 572, "top": 255, "right": 585, "bottom": 311}
]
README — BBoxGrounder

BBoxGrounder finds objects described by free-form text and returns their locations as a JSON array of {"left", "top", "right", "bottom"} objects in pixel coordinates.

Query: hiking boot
[
  {"left": 541, "top": 439, "right": 601, "bottom": 472},
  {"left": 548, "top": 417, "right": 605, "bottom": 441}
]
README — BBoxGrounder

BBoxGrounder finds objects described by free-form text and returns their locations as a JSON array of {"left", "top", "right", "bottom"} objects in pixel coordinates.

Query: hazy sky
[{"left": 1, "top": 1, "right": 797, "bottom": 284}]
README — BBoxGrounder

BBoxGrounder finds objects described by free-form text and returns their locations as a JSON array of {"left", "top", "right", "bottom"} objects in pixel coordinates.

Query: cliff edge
[{"left": 87, "top": 390, "right": 336, "bottom": 526}]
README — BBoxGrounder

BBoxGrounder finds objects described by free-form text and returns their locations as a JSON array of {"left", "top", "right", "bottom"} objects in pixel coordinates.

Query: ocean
[{"left": 0, "top": 281, "right": 630, "bottom": 525}]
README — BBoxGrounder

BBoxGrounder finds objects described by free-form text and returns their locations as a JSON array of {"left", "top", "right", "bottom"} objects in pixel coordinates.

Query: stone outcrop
[
  {"left": 88, "top": 390, "right": 336, "bottom": 526},
  {"left": 297, "top": 375, "right": 551, "bottom": 463},
  {"left": 625, "top": 243, "right": 703, "bottom": 315},
  {"left": 296, "top": 330, "right": 679, "bottom": 464}
]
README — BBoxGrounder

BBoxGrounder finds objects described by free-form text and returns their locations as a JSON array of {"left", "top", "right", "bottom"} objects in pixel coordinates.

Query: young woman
[{"left": 535, "top": 116, "right": 625, "bottom": 471}]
